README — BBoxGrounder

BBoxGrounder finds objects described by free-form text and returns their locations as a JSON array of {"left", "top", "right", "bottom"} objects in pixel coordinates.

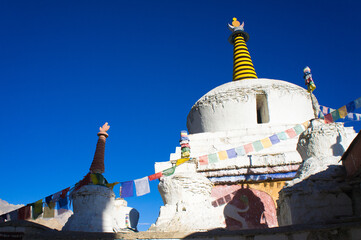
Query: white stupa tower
[{"left": 150, "top": 18, "right": 357, "bottom": 232}]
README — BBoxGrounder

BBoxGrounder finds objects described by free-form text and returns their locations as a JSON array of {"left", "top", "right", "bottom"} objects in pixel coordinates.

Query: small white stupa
[{"left": 63, "top": 123, "right": 139, "bottom": 232}]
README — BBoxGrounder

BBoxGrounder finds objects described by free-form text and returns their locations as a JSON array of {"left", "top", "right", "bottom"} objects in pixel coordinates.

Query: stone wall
[{"left": 277, "top": 120, "right": 356, "bottom": 226}]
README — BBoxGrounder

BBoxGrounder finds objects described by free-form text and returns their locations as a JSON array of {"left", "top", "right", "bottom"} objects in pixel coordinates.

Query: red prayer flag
[
  {"left": 198, "top": 155, "right": 209, "bottom": 165},
  {"left": 244, "top": 143, "right": 254, "bottom": 154},
  {"left": 148, "top": 172, "right": 162, "bottom": 181},
  {"left": 74, "top": 173, "right": 91, "bottom": 191},
  {"left": 61, "top": 187, "right": 70, "bottom": 199},
  {"left": 285, "top": 128, "right": 297, "bottom": 138},
  {"left": 324, "top": 113, "right": 333, "bottom": 123},
  {"left": 18, "top": 205, "right": 31, "bottom": 220}
]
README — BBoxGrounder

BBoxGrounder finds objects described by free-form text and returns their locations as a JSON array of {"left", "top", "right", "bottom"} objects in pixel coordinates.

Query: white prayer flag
[{"left": 134, "top": 176, "right": 150, "bottom": 196}]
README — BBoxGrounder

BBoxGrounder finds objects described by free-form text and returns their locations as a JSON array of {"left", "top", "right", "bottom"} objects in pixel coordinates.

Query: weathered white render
[
  {"left": 63, "top": 185, "right": 137, "bottom": 232},
  {"left": 187, "top": 79, "right": 316, "bottom": 134}
]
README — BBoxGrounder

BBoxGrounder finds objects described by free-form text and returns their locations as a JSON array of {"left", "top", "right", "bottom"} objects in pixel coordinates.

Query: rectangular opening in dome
[{"left": 256, "top": 93, "right": 269, "bottom": 124}]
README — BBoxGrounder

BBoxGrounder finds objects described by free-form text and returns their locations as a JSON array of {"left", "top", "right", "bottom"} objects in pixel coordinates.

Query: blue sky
[{"left": 1, "top": 0, "right": 361, "bottom": 231}]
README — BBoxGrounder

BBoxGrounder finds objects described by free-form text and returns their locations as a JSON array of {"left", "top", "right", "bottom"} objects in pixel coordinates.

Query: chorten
[
  {"left": 151, "top": 18, "right": 357, "bottom": 231},
  {"left": 63, "top": 123, "right": 139, "bottom": 232}
]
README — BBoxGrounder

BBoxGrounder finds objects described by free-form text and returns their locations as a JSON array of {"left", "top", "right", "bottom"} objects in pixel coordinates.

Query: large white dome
[{"left": 187, "top": 79, "right": 316, "bottom": 134}]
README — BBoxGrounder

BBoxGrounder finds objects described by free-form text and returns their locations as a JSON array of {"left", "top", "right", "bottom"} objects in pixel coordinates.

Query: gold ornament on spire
[{"left": 228, "top": 17, "right": 257, "bottom": 81}]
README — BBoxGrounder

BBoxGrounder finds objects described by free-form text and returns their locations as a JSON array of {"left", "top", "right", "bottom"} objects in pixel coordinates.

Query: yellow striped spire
[{"left": 228, "top": 18, "right": 257, "bottom": 81}]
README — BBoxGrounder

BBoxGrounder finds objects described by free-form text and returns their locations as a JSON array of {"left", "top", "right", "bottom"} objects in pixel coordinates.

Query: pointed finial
[
  {"left": 228, "top": 17, "right": 245, "bottom": 32},
  {"left": 98, "top": 122, "right": 110, "bottom": 138}
]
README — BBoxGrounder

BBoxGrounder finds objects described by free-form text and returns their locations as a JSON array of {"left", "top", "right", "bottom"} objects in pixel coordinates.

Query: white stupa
[{"left": 150, "top": 19, "right": 357, "bottom": 232}]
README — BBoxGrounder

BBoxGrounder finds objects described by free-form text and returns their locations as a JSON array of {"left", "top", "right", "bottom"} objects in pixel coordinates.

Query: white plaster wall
[
  {"left": 63, "top": 185, "right": 116, "bottom": 232},
  {"left": 63, "top": 185, "right": 137, "bottom": 233},
  {"left": 187, "top": 79, "right": 316, "bottom": 134}
]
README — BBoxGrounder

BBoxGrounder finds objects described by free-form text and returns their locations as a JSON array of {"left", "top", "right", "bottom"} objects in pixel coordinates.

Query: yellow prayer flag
[
  {"left": 176, "top": 158, "right": 190, "bottom": 166},
  {"left": 261, "top": 138, "right": 272, "bottom": 148},
  {"left": 43, "top": 202, "right": 55, "bottom": 218},
  {"left": 218, "top": 151, "right": 228, "bottom": 160},
  {"left": 339, "top": 106, "right": 347, "bottom": 119},
  {"left": 302, "top": 121, "right": 310, "bottom": 130}
]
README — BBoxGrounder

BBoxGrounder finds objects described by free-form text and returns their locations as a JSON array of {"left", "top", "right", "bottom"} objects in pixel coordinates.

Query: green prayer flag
[
  {"left": 293, "top": 124, "right": 304, "bottom": 135},
  {"left": 32, "top": 199, "right": 43, "bottom": 219},
  {"left": 331, "top": 110, "right": 340, "bottom": 122},
  {"left": 162, "top": 166, "right": 176, "bottom": 176},
  {"left": 277, "top": 132, "right": 288, "bottom": 140},
  {"left": 252, "top": 140, "right": 263, "bottom": 152},
  {"left": 208, "top": 153, "right": 218, "bottom": 163}
]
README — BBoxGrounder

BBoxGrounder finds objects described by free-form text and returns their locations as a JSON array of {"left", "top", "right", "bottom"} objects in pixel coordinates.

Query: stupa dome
[{"left": 187, "top": 78, "right": 316, "bottom": 134}]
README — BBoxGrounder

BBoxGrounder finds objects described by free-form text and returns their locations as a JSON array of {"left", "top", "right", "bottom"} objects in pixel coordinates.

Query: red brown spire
[{"left": 89, "top": 122, "right": 110, "bottom": 174}]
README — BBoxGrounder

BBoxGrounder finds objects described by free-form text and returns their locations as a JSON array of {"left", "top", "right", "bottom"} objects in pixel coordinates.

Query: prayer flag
[
  {"left": 162, "top": 166, "right": 176, "bottom": 176},
  {"left": 0, "top": 214, "right": 7, "bottom": 222},
  {"left": 354, "top": 97, "right": 361, "bottom": 109},
  {"left": 253, "top": 140, "right": 263, "bottom": 152},
  {"left": 269, "top": 134, "right": 280, "bottom": 144},
  {"left": 8, "top": 210, "right": 18, "bottom": 221},
  {"left": 324, "top": 113, "right": 333, "bottom": 123},
  {"left": 45, "top": 195, "right": 53, "bottom": 205},
  {"left": 302, "top": 121, "right": 310, "bottom": 129},
  {"left": 277, "top": 132, "right": 288, "bottom": 140},
  {"left": 331, "top": 110, "right": 340, "bottom": 122},
  {"left": 339, "top": 106, "right": 347, "bottom": 119},
  {"left": 198, "top": 155, "right": 209, "bottom": 165},
  {"left": 51, "top": 191, "right": 62, "bottom": 203},
  {"left": 43, "top": 202, "right": 55, "bottom": 218},
  {"left": 285, "top": 128, "right": 297, "bottom": 138},
  {"left": 148, "top": 172, "right": 162, "bottom": 181},
  {"left": 208, "top": 153, "right": 218, "bottom": 164},
  {"left": 218, "top": 151, "right": 228, "bottom": 160},
  {"left": 244, "top": 143, "right": 254, "bottom": 154},
  {"left": 235, "top": 146, "right": 245, "bottom": 156},
  {"left": 32, "top": 199, "right": 43, "bottom": 219},
  {"left": 58, "top": 197, "right": 68, "bottom": 209},
  {"left": 134, "top": 177, "right": 150, "bottom": 196},
  {"left": 61, "top": 187, "right": 70, "bottom": 199},
  {"left": 346, "top": 101, "right": 356, "bottom": 113},
  {"left": 74, "top": 173, "right": 91, "bottom": 191},
  {"left": 226, "top": 148, "right": 237, "bottom": 159},
  {"left": 347, "top": 113, "right": 354, "bottom": 120},
  {"left": 18, "top": 205, "right": 31, "bottom": 220},
  {"left": 176, "top": 158, "right": 190, "bottom": 166},
  {"left": 322, "top": 106, "right": 329, "bottom": 114},
  {"left": 121, "top": 181, "right": 134, "bottom": 197},
  {"left": 293, "top": 124, "right": 304, "bottom": 135},
  {"left": 261, "top": 138, "right": 272, "bottom": 148}
]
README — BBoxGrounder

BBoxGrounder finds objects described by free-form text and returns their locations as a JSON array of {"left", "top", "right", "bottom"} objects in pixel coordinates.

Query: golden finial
[{"left": 232, "top": 17, "right": 240, "bottom": 27}]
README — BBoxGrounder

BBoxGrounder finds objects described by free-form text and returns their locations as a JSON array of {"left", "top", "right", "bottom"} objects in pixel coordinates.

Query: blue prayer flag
[
  {"left": 45, "top": 195, "right": 53, "bottom": 205},
  {"left": 121, "top": 181, "right": 134, "bottom": 197},
  {"left": 269, "top": 134, "right": 280, "bottom": 144},
  {"left": 226, "top": 148, "right": 237, "bottom": 159},
  {"left": 58, "top": 197, "right": 68, "bottom": 209},
  {"left": 346, "top": 101, "right": 356, "bottom": 113}
]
